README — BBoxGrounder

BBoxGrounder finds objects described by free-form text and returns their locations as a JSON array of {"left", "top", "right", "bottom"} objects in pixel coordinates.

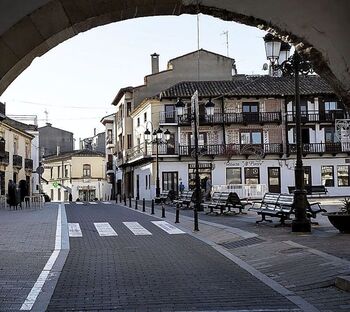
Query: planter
[{"left": 324, "top": 212, "right": 350, "bottom": 233}]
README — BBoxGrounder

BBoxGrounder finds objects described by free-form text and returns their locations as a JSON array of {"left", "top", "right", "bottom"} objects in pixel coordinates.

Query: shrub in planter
[{"left": 324, "top": 198, "right": 350, "bottom": 234}]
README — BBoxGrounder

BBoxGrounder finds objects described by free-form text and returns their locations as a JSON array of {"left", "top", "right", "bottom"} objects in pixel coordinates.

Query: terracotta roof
[{"left": 159, "top": 75, "right": 335, "bottom": 99}]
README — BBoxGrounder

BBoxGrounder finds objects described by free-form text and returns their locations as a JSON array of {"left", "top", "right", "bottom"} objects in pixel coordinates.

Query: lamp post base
[{"left": 292, "top": 219, "right": 311, "bottom": 232}]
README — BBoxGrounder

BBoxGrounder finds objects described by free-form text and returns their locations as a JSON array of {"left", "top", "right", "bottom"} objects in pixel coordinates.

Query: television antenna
[{"left": 221, "top": 31, "right": 229, "bottom": 57}]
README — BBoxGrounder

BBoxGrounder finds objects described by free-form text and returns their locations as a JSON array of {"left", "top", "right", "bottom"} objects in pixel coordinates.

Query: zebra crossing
[
  {"left": 68, "top": 221, "right": 185, "bottom": 237},
  {"left": 66, "top": 201, "right": 112, "bottom": 205}
]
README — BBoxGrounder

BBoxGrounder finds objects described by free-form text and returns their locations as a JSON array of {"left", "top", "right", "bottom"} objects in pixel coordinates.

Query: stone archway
[{"left": 0, "top": 0, "right": 349, "bottom": 105}]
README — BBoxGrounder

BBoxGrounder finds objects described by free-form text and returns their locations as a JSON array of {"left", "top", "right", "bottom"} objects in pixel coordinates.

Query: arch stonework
[{"left": 0, "top": 0, "right": 349, "bottom": 105}]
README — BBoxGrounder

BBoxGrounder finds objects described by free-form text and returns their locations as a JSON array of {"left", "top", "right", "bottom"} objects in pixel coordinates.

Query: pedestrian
[
  {"left": 69, "top": 193, "right": 72, "bottom": 202},
  {"left": 205, "top": 177, "right": 212, "bottom": 200},
  {"left": 179, "top": 181, "right": 185, "bottom": 194}
]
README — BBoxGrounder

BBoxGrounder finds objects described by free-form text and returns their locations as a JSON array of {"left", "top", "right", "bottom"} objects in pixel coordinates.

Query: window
[
  {"left": 64, "top": 165, "right": 69, "bottom": 178},
  {"left": 337, "top": 165, "right": 350, "bottom": 186},
  {"left": 83, "top": 164, "right": 91, "bottom": 178},
  {"left": 162, "top": 172, "right": 178, "bottom": 192},
  {"left": 242, "top": 102, "right": 259, "bottom": 113},
  {"left": 244, "top": 167, "right": 260, "bottom": 184},
  {"left": 107, "top": 129, "right": 113, "bottom": 143},
  {"left": 57, "top": 166, "right": 61, "bottom": 178},
  {"left": 127, "top": 134, "right": 132, "bottom": 149},
  {"left": 145, "top": 175, "right": 148, "bottom": 190},
  {"left": 240, "top": 131, "right": 262, "bottom": 144},
  {"left": 50, "top": 167, "right": 53, "bottom": 179},
  {"left": 321, "top": 166, "right": 334, "bottom": 187},
  {"left": 25, "top": 141, "right": 30, "bottom": 158},
  {"left": 13, "top": 137, "right": 18, "bottom": 155},
  {"left": 324, "top": 101, "right": 338, "bottom": 111},
  {"left": 144, "top": 112, "right": 147, "bottom": 123},
  {"left": 127, "top": 102, "right": 132, "bottom": 116},
  {"left": 137, "top": 117, "right": 140, "bottom": 127},
  {"left": 325, "top": 127, "right": 339, "bottom": 143},
  {"left": 226, "top": 168, "right": 242, "bottom": 184}
]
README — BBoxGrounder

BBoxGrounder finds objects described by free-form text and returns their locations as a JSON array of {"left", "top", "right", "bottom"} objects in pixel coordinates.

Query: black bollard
[
  {"left": 119, "top": 194, "right": 122, "bottom": 203},
  {"left": 151, "top": 200, "right": 155, "bottom": 215},
  {"left": 175, "top": 207, "right": 180, "bottom": 223},
  {"left": 161, "top": 202, "right": 165, "bottom": 218},
  {"left": 129, "top": 196, "right": 132, "bottom": 208},
  {"left": 124, "top": 194, "right": 126, "bottom": 206},
  {"left": 135, "top": 199, "right": 138, "bottom": 210},
  {"left": 142, "top": 198, "right": 145, "bottom": 212}
]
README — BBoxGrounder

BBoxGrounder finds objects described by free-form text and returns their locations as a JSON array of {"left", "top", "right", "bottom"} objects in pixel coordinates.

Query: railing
[
  {"left": 0, "top": 151, "right": 9, "bottom": 166},
  {"left": 25, "top": 158, "right": 33, "bottom": 171},
  {"left": 126, "top": 142, "right": 177, "bottom": 163},
  {"left": 13, "top": 154, "right": 22, "bottom": 168},
  {"left": 287, "top": 110, "right": 345, "bottom": 123},
  {"left": 162, "top": 111, "right": 282, "bottom": 125},
  {"left": 212, "top": 184, "right": 268, "bottom": 199},
  {"left": 0, "top": 138, "right": 5, "bottom": 158},
  {"left": 288, "top": 142, "right": 350, "bottom": 154},
  {"left": 179, "top": 143, "right": 283, "bottom": 157}
]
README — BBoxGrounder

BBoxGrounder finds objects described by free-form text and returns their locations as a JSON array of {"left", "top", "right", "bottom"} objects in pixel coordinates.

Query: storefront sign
[{"left": 226, "top": 160, "right": 264, "bottom": 167}]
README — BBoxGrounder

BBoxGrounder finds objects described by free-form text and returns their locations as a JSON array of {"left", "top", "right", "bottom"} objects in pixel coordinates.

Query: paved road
[{"left": 47, "top": 202, "right": 299, "bottom": 311}]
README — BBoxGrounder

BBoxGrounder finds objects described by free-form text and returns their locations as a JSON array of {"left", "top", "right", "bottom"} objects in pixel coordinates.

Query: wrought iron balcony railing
[
  {"left": 287, "top": 110, "right": 345, "bottom": 123},
  {"left": 288, "top": 142, "right": 350, "bottom": 154},
  {"left": 13, "top": 154, "right": 23, "bottom": 168},
  {"left": 24, "top": 158, "right": 33, "bottom": 171},
  {"left": 106, "top": 161, "right": 113, "bottom": 171},
  {"left": 161, "top": 111, "right": 282, "bottom": 125},
  {"left": 126, "top": 142, "right": 177, "bottom": 163}
]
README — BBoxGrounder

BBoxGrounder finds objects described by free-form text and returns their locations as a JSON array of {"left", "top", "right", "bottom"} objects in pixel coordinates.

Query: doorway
[{"left": 268, "top": 167, "right": 281, "bottom": 193}]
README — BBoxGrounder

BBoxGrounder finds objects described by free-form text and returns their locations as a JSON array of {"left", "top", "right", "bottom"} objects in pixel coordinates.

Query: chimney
[
  {"left": 151, "top": 53, "right": 159, "bottom": 74},
  {"left": 46, "top": 122, "right": 52, "bottom": 127},
  {"left": 56, "top": 146, "right": 60, "bottom": 156}
]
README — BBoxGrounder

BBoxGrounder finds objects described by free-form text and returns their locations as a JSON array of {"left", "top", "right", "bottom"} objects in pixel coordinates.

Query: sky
[{"left": 0, "top": 14, "right": 267, "bottom": 147}]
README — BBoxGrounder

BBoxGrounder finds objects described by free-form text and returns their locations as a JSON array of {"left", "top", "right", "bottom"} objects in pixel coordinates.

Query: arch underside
[{"left": 0, "top": 0, "right": 349, "bottom": 105}]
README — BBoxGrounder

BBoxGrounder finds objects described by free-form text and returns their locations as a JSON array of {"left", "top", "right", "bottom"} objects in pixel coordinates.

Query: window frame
[{"left": 83, "top": 164, "right": 91, "bottom": 178}]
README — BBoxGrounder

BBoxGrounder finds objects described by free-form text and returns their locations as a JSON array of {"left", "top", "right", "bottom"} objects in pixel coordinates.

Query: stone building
[
  {"left": 39, "top": 123, "right": 74, "bottom": 158},
  {"left": 41, "top": 149, "right": 111, "bottom": 202}
]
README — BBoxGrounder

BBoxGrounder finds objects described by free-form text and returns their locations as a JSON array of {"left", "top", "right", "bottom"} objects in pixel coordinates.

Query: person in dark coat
[
  {"left": 7, "top": 180, "right": 17, "bottom": 209},
  {"left": 18, "top": 180, "right": 28, "bottom": 208}
]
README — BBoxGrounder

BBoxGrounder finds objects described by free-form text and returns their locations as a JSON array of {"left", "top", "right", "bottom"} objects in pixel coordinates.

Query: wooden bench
[
  {"left": 202, "top": 191, "right": 233, "bottom": 215},
  {"left": 249, "top": 193, "right": 326, "bottom": 226},
  {"left": 288, "top": 185, "right": 328, "bottom": 196},
  {"left": 173, "top": 190, "right": 194, "bottom": 209}
]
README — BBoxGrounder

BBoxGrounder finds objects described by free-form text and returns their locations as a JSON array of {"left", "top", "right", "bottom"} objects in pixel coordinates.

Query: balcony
[
  {"left": 287, "top": 110, "right": 345, "bottom": 123},
  {"left": 106, "top": 161, "right": 113, "bottom": 172},
  {"left": 25, "top": 158, "right": 33, "bottom": 171},
  {"left": 126, "top": 142, "right": 177, "bottom": 163},
  {"left": 288, "top": 142, "right": 350, "bottom": 155},
  {"left": 179, "top": 143, "right": 283, "bottom": 157},
  {"left": 0, "top": 138, "right": 5, "bottom": 158},
  {"left": 0, "top": 151, "right": 9, "bottom": 166},
  {"left": 13, "top": 155, "right": 22, "bottom": 169},
  {"left": 175, "top": 112, "right": 282, "bottom": 126},
  {"left": 159, "top": 111, "right": 177, "bottom": 124}
]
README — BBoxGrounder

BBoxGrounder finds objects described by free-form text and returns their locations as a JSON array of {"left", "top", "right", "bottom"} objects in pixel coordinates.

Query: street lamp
[
  {"left": 264, "top": 34, "right": 312, "bottom": 232},
  {"left": 144, "top": 125, "right": 170, "bottom": 200},
  {"left": 175, "top": 95, "right": 216, "bottom": 231}
]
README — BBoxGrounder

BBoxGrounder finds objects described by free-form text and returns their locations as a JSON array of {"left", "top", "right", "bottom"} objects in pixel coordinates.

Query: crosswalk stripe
[
  {"left": 75, "top": 202, "right": 84, "bottom": 205},
  {"left": 94, "top": 222, "right": 118, "bottom": 236},
  {"left": 89, "top": 201, "right": 97, "bottom": 205},
  {"left": 68, "top": 223, "right": 82, "bottom": 237},
  {"left": 123, "top": 222, "right": 152, "bottom": 235},
  {"left": 151, "top": 221, "right": 185, "bottom": 234},
  {"left": 102, "top": 201, "right": 111, "bottom": 204}
]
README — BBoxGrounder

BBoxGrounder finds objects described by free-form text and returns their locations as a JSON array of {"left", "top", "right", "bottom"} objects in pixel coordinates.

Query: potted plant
[{"left": 324, "top": 198, "right": 350, "bottom": 233}]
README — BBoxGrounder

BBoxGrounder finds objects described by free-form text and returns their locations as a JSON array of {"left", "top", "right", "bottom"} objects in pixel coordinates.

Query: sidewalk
[{"left": 126, "top": 198, "right": 350, "bottom": 312}]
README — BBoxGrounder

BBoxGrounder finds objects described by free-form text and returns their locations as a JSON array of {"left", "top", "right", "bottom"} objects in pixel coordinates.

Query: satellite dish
[{"left": 262, "top": 63, "right": 269, "bottom": 71}]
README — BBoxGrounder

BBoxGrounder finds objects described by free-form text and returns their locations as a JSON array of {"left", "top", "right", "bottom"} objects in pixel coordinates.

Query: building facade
[
  {"left": 41, "top": 150, "right": 111, "bottom": 201},
  {"left": 0, "top": 109, "right": 35, "bottom": 197},
  {"left": 118, "top": 75, "right": 350, "bottom": 199},
  {"left": 39, "top": 123, "right": 74, "bottom": 158}
]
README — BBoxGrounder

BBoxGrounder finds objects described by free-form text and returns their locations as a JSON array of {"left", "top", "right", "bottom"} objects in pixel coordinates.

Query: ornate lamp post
[
  {"left": 264, "top": 34, "right": 312, "bottom": 232},
  {"left": 175, "top": 95, "right": 216, "bottom": 231},
  {"left": 144, "top": 125, "right": 170, "bottom": 200}
]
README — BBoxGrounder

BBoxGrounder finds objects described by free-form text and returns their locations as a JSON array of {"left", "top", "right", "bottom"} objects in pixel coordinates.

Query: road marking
[
  {"left": 21, "top": 205, "right": 63, "bottom": 310},
  {"left": 89, "top": 201, "right": 97, "bottom": 205},
  {"left": 151, "top": 221, "right": 185, "bottom": 234},
  {"left": 94, "top": 222, "right": 118, "bottom": 236},
  {"left": 68, "top": 223, "right": 82, "bottom": 237},
  {"left": 102, "top": 201, "right": 111, "bottom": 204},
  {"left": 76, "top": 202, "right": 84, "bottom": 205},
  {"left": 123, "top": 222, "right": 152, "bottom": 235}
]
